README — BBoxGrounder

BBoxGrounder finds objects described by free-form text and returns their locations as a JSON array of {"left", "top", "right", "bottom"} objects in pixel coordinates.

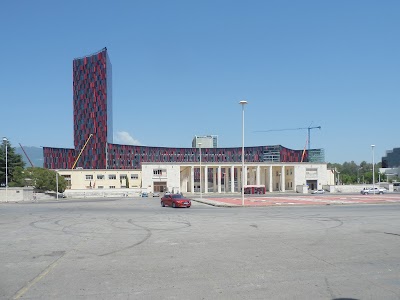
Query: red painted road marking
[{"left": 204, "top": 195, "right": 400, "bottom": 206}]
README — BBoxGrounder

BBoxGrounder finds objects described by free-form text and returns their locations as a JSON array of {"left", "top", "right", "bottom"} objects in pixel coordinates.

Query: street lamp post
[
  {"left": 371, "top": 144, "right": 375, "bottom": 194},
  {"left": 239, "top": 100, "right": 248, "bottom": 206},
  {"left": 3, "top": 137, "right": 8, "bottom": 203},
  {"left": 198, "top": 142, "right": 202, "bottom": 199}
]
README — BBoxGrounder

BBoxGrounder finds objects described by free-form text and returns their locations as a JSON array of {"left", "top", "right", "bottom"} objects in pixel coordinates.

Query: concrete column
[
  {"left": 281, "top": 165, "right": 285, "bottom": 192},
  {"left": 204, "top": 166, "right": 208, "bottom": 193},
  {"left": 191, "top": 166, "right": 194, "bottom": 193},
  {"left": 292, "top": 167, "right": 296, "bottom": 191},
  {"left": 238, "top": 169, "right": 242, "bottom": 192},
  {"left": 269, "top": 166, "right": 273, "bottom": 192},
  {"left": 230, "top": 166, "right": 235, "bottom": 193},
  {"left": 213, "top": 167, "right": 217, "bottom": 192},
  {"left": 218, "top": 166, "right": 222, "bottom": 193},
  {"left": 256, "top": 166, "right": 261, "bottom": 186},
  {"left": 244, "top": 166, "right": 247, "bottom": 187}
]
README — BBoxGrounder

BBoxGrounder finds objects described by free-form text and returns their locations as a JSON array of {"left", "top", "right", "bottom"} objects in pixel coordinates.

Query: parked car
[
  {"left": 312, "top": 189, "right": 325, "bottom": 194},
  {"left": 152, "top": 192, "right": 160, "bottom": 197},
  {"left": 161, "top": 193, "right": 191, "bottom": 208},
  {"left": 360, "top": 187, "right": 386, "bottom": 195},
  {"left": 141, "top": 192, "right": 148, "bottom": 197}
]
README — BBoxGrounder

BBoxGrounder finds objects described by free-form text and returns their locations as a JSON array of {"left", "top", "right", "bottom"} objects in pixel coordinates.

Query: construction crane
[
  {"left": 72, "top": 134, "right": 93, "bottom": 169},
  {"left": 254, "top": 125, "right": 321, "bottom": 151},
  {"left": 19, "top": 143, "right": 34, "bottom": 167}
]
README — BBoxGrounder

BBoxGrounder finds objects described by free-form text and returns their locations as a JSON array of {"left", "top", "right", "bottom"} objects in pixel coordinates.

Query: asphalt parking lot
[{"left": 1, "top": 197, "right": 400, "bottom": 299}]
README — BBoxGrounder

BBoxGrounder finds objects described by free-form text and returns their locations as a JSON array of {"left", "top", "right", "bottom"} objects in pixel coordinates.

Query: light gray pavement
[{"left": 1, "top": 197, "right": 400, "bottom": 299}]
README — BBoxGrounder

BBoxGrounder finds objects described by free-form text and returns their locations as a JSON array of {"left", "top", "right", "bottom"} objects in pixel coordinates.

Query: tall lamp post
[
  {"left": 3, "top": 137, "right": 8, "bottom": 203},
  {"left": 371, "top": 144, "right": 375, "bottom": 194},
  {"left": 239, "top": 100, "right": 248, "bottom": 206},
  {"left": 198, "top": 142, "right": 202, "bottom": 199}
]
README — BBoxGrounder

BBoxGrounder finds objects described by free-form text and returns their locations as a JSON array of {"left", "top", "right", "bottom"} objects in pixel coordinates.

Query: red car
[{"left": 161, "top": 194, "right": 191, "bottom": 208}]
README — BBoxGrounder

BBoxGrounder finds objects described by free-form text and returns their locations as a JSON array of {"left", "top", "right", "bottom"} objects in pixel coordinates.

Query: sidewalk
[{"left": 192, "top": 193, "right": 400, "bottom": 207}]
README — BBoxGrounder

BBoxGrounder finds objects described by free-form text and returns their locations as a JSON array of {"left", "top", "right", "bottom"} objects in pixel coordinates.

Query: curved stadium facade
[{"left": 43, "top": 48, "right": 324, "bottom": 170}]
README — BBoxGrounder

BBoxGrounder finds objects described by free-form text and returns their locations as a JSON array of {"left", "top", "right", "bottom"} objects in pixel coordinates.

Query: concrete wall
[
  {"left": 323, "top": 184, "right": 394, "bottom": 193},
  {"left": 63, "top": 188, "right": 143, "bottom": 198},
  {"left": 0, "top": 187, "right": 35, "bottom": 202}
]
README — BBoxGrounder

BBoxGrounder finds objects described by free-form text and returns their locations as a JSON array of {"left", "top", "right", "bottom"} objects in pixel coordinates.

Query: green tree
[
  {"left": 328, "top": 160, "right": 382, "bottom": 185},
  {"left": 0, "top": 139, "right": 25, "bottom": 186},
  {"left": 8, "top": 166, "right": 26, "bottom": 187},
  {"left": 25, "top": 167, "right": 66, "bottom": 193}
]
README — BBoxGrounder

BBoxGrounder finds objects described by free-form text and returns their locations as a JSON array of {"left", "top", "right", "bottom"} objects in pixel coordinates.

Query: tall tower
[{"left": 72, "top": 47, "right": 113, "bottom": 169}]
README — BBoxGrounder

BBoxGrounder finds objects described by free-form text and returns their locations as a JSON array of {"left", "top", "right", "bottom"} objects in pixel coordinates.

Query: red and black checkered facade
[{"left": 43, "top": 48, "right": 321, "bottom": 170}]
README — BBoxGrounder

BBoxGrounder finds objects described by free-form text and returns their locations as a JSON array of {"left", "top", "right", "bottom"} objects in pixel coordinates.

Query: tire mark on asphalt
[
  {"left": 98, "top": 219, "right": 152, "bottom": 256},
  {"left": 384, "top": 232, "right": 400, "bottom": 237},
  {"left": 12, "top": 252, "right": 66, "bottom": 299}
]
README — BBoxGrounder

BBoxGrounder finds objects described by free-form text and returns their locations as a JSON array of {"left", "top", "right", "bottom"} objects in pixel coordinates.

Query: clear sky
[{"left": 1, "top": 0, "right": 399, "bottom": 164}]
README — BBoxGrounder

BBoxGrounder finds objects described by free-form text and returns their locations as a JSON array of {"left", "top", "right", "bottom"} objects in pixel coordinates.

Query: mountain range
[{"left": 15, "top": 146, "right": 44, "bottom": 168}]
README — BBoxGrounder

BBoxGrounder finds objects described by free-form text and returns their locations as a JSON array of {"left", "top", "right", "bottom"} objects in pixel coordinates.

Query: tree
[
  {"left": 0, "top": 139, "right": 25, "bottom": 186},
  {"left": 25, "top": 167, "right": 66, "bottom": 193},
  {"left": 328, "top": 160, "right": 383, "bottom": 184},
  {"left": 9, "top": 166, "right": 26, "bottom": 187}
]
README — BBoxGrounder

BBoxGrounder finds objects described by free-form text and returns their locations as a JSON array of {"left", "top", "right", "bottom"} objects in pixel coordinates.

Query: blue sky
[{"left": 0, "top": 0, "right": 399, "bottom": 164}]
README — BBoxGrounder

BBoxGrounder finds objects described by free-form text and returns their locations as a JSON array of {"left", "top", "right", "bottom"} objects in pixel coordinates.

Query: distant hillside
[{"left": 15, "top": 146, "right": 44, "bottom": 168}]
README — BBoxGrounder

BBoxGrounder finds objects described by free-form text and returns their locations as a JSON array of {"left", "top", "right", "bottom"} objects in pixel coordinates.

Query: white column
[
  {"left": 218, "top": 166, "right": 222, "bottom": 193},
  {"left": 231, "top": 166, "right": 235, "bottom": 193},
  {"left": 292, "top": 167, "right": 296, "bottom": 190},
  {"left": 213, "top": 167, "right": 217, "bottom": 192},
  {"left": 269, "top": 166, "right": 273, "bottom": 192},
  {"left": 238, "top": 168, "right": 242, "bottom": 191},
  {"left": 281, "top": 165, "right": 285, "bottom": 192},
  {"left": 190, "top": 166, "right": 194, "bottom": 193},
  {"left": 256, "top": 166, "right": 260, "bottom": 186},
  {"left": 244, "top": 166, "right": 247, "bottom": 187},
  {"left": 204, "top": 166, "right": 208, "bottom": 193}
]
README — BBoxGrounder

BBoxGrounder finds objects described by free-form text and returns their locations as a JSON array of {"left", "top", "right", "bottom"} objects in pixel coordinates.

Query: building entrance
[
  {"left": 154, "top": 181, "right": 167, "bottom": 193},
  {"left": 306, "top": 180, "right": 317, "bottom": 191}
]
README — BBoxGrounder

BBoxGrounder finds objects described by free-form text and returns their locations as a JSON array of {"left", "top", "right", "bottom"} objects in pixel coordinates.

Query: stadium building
[{"left": 43, "top": 48, "right": 329, "bottom": 193}]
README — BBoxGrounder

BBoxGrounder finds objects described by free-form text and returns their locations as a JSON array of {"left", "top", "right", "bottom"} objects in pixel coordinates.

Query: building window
[
  {"left": 120, "top": 174, "right": 127, "bottom": 180},
  {"left": 154, "top": 169, "right": 163, "bottom": 175},
  {"left": 98, "top": 186, "right": 103, "bottom": 189},
  {"left": 286, "top": 170, "right": 289, "bottom": 176},
  {"left": 131, "top": 174, "right": 138, "bottom": 179},
  {"left": 86, "top": 175, "right": 93, "bottom": 180},
  {"left": 109, "top": 186, "right": 115, "bottom": 189},
  {"left": 97, "top": 174, "right": 104, "bottom": 180},
  {"left": 108, "top": 174, "right": 116, "bottom": 180}
]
